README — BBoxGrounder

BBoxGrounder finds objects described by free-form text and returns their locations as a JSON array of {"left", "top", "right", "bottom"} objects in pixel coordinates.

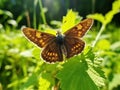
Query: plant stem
[
  {"left": 91, "top": 0, "right": 95, "bottom": 13},
  {"left": 39, "top": 0, "right": 47, "bottom": 24},
  {"left": 92, "top": 24, "right": 106, "bottom": 47},
  {"left": 25, "top": 10, "right": 31, "bottom": 27},
  {"left": 33, "top": 0, "right": 37, "bottom": 29}
]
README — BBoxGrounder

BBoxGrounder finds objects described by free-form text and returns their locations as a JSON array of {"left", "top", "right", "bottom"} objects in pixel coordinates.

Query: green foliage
[
  {"left": 61, "top": 9, "right": 82, "bottom": 32},
  {"left": 56, "top": 57, "right": 104, "bottom": 90},
  {"left": 1, "top": 1, "right": 120, "bottom": 90},
  {"left": 20, "top": 73, "right": 38, "bottom": 89},
  {"left": 88, "top": 0, "right": 120, "bottom": 25},
  {"left": 109, "top": 74, "right": 120, "bottom": 90},
  {"left": 0, "top": 9, "right": 17, "bottom": 29},
  {"left": 86, "top": 1, "right": 120, "bottom": 89},
  {"left": 88, "top": 0, "right": 120, "bottom": 48},
  {"left": 0, "top": 9, "right": 25, "bottom": 30}
]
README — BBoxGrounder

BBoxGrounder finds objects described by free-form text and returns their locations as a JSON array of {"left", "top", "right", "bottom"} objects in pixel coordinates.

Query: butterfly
[{"left": 22, "top": 18, "right": 94, "bottom": 63}]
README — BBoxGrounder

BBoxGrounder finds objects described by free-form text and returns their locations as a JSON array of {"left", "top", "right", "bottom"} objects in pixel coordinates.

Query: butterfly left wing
[
  {"left": 64, "top": 18, "right": 94, "bottom": 38},
  {"left": 64, "top": 37, "right": 85, "bottom": 58},
  {"left": 22, "top": 27, "right": 56, "bottom": 48},
  {"left": 41, "top": 39, "right": 63, "bottom": 63}
]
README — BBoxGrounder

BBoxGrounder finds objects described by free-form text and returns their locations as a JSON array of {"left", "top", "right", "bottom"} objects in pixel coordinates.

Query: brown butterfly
[{"left": 22, "top": 18, "right": 94, "bottom": 63}]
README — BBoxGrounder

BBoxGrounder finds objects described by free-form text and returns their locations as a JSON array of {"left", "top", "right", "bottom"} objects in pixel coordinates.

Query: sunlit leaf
[
  {"left": 56, "top": 59, "right": 98, "bottom": 90},
  {"left": 109, "top": 74, "right": 120, "bottom": 90},
  {"left": 87, "top": 13, "right": 104, "bottom": 24},
  {"left": 87, "top": 66, "right": 105, "bottom": 87},
  {"left": 61, "top": 9, "right": 80, "bottom": 33},
  {"left": 111, "top": 41, "right": 120, "bottom": 52},
  {"left": 104, "top": 0, "right": 120, "bottom": 25},
  {"left": 50, "top": 20, "right": 61, "bottom": 28},
  {"left": 84, "top": 46, "right": 95, "bottom": 63},
  {"left": 0, "top": 24, "right": 3, "bottom": 29},
  {"left": 112, "top": 0, "right": 120, "bottom": 12},
  {"left": 39, "top": 72, "right": 55, "bottom": 90},
  {"left": 95, "top": 39, "right": 110, "bottom": 50},
  {"left": 7, "top": 19, "right": 18, "bottom": 27},
  {"left": 20, "top": 49, "right": 33, "bottom": 57},
  {"left": 38, "top": 24, "right": 56, "bottom": 35},
  {"left": 0, "top": 9, "right": 13, "bottom": 18},
  {"left": 45, "top": 29, "right": 56, "bottom": 35},
  {"left": 88, "top": 0, "right": 120, "bottom": 25},
  {"left": 32, "top": 47, "right": 41, "bottom": 60},
  {"left": 39, "top": 77, "right": 51, "bottom": 90},
  {"left": 20, "top": 73, "right": 38, "bottom": 89}
]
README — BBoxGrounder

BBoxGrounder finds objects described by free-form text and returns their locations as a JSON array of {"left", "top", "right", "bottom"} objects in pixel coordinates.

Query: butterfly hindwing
[
  {"left": 64, "top": 37, "right": 85, "bottom": 58},
  {"left": 22, "top": 27, "right": 56, "bottom": 48},
  {"left": 41, "top": 39, "right": 63, "bottom": 63},
  {"left": 64, "top": 18, "right": 94, "bottom": 38}
]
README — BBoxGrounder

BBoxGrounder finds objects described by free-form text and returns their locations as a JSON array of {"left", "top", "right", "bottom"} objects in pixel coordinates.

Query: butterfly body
[
  {"left": 56, "top": 32, "right": 64, "bottom": 45},
  {"left": 22, "top": 18, "right": 94, "bottom": 63}
]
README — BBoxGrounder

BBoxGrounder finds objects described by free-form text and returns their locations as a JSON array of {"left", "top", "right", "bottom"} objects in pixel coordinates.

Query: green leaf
[
  {"left": 56, "top": 59, "right": 98, "bottom": 90},
  {"left": 87, "top": 13, "right": 105, "bottom": 24},
  {"left": 112, "top": 0, "right": 120, "bottom": 12},
  {"left": 88, "top": 0, "right": 120, "bottom": 25},
  {"left": 61, "top": 9, "right": 81, "bottom": 33},
  {"left": 32, "top": 47, "right": 41, "bottom": 60},
  {"left": 20, "top": 73, "right": 38, "bottom": 90},
  {"left": 84, "top": 46, "right": 95, "bottom": 63},
  {"left": 105, "top": 0, "right": 120, "bottom": 25},
  {"left": 20, "top": 49, "right": 33, "bottom": 57},
  {"left": 7, "top": 19, "right": 18, "bottom": 27},
  {"left": 38, "top": 24, "right": 56, "bottom": 35},
  {"left": 39, "top": 72, "right": 55, "bottom": 90},
  {"left": 50, "top": 20, "right": 61, "bottom": 28},
  {"left": 95, "top": 39, "right": 110, "bottom": 51},
  {"left": 0, "top": 9, "right": 13, "bottom": 18},
  {"left": 109, "top": 74, "right": 120, "bottom": 90},
  {"left": 87, "top": 66, "right": 105, "bottom": 87},
  {"left": 111, "top": 41, "right": 120, "bottom": 52},
  {"left": 105, "top": 11, "right": 117, "bottom": 25}
]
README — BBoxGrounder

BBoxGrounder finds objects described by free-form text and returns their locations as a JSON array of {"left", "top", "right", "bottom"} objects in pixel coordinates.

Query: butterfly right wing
[
  {"left": 63, "top": 18, "right": 93, "bottom": 58},
  {"left": 41, "top": 39, "right": 63, "bottom": 63},
  {"left": 22, "top": 27, "right": 56, "bottom": 48},
  {"left": 64, "top": 18, "right": 94, "bottom": 38},
  {"left": 64, "top": 36, "right": 85, "bottom": 58}
]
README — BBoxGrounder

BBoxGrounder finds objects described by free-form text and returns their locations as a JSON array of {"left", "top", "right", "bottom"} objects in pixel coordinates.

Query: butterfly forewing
[
  {"left": 64, "top": 18, "right": 94, "bottom": 38},
  {"left": 64, "top": 37, "right": 85, "bottom": 58},
  {"left": 22, "top": 27, "right": 56, "bottom": 48},
  {"left": 41, "top": 39, "right": 63, "bottom": 63}
]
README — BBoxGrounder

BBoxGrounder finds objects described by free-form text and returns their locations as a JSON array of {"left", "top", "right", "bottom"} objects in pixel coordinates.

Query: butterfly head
[{"left": 56, "top": 29, "right": 62, "bottom": 36}]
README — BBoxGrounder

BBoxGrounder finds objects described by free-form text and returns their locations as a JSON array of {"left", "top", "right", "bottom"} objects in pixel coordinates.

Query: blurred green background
[{"left": 0, "top": 0, "right": 120, "bottom": 90}]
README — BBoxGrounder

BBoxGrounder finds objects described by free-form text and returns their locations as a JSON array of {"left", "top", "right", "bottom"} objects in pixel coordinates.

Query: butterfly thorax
[{"left": 56, "top": 31, "right": 64, "bottom": 45}]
